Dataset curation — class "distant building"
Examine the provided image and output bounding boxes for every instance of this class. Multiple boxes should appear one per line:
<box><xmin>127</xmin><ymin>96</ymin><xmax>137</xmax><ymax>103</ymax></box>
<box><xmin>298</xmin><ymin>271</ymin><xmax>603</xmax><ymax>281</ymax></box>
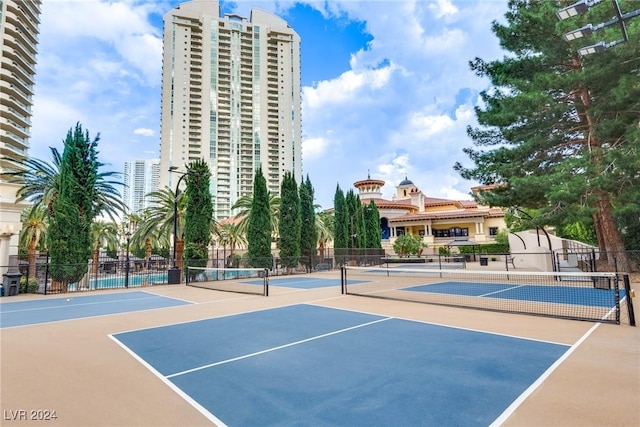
<box><xmin>0</xmin><ymin>0</ymin><xmax>42</xmax><ymax>268</ymax></box>
<box><xmin>353</xmin><ymin>175</ymin><xmax>506</xmax><ymax>252</ymax></box>
<box><xmin>159</xmin><ymin>0</ymin><xmax>302</xmax><ymax>220</ymax></box>
<box><xmin>123</xmin><ymin>160</ymin><xmax>160</xmax><ymax>214</ymax></box>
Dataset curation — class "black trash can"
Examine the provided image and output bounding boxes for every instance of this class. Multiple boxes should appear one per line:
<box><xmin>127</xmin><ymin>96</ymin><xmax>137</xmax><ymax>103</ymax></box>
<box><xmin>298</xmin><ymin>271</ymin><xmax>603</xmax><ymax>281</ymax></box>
<box><xmin>479</xmin><ymin>257</ymin><xmax>488</xmax><ymax>266</ymax></box>
<box><xmin>168</xmin><ymin>267</ymin><xmax>181</xmax><ymax>284</ymax></box>
<box><xmin>2</xmin><ymin>272</ymin><xmax>22</xmax><ymax>296</ymax></box>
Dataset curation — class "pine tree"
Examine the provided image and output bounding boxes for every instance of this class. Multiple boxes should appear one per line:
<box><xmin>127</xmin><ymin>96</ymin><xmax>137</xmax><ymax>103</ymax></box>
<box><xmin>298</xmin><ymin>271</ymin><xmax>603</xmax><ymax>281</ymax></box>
<box><xmin>184</xmin><ymin>159</ymin><xmax>213</xmax><ymax>275</ymax></box>
<box><xmin>455</xmin><ymin>0</ymin><xmax>639</xmax><ymax>271</ymax></box>
<box><xmin>299</xmin><ymin>175</ymin><xmax>317</xmax><ymax>267</ymax></box>
<box><xmin>247</xmin><ymin>166</ymin><xmax>272</xmax><ymax>269</ymax></box>
<box><xmin>278</xmin><ymin>172</ymin><xmax>301</xmax><ymax>270</ymax></box>
<box><xmin>48</xmin><ymin>124</ymin><xmax>99</xmax><ymax>290</ymax></box>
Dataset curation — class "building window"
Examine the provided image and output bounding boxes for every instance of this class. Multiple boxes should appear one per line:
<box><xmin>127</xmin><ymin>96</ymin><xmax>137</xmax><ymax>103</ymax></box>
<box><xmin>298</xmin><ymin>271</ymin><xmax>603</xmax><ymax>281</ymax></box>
<box><xmin>433</xmin><ymin>228</ymin><xmax>468</xmax><ymax>238</ymax></box>
<box><xmin>489</xmin><ymin>227</ymin><xmax>499</xmax><ymax>236</ymax></box>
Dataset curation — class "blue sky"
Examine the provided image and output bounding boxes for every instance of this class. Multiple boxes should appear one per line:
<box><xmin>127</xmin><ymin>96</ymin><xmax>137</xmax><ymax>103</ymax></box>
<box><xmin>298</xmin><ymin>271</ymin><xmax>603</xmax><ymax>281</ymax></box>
<box><xmin>29</xmin><ymin>0</ymin><xmax>509</xmax><ymax>210</ymax></box>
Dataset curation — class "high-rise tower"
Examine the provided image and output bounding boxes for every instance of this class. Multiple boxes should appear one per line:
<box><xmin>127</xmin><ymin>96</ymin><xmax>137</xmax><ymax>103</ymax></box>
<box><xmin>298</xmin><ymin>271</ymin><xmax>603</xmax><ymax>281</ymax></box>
<box><xmin>123</xmin><ymin>159</ymin><xmax>160</xmax><ymax>214</ymax></box>
<box><xmin>159</xmin><ymin>0</ymin><xmax>302</xmax><ymax>220</ymax></box>
<box><xmin>0</xmin><ymin>0</ymin><xmax>42</xmax><ymax>265</ymax></box>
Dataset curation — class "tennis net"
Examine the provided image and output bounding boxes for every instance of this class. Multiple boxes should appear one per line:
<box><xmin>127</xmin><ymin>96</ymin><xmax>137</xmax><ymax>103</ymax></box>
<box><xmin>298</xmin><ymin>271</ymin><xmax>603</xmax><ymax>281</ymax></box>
<box><xmin>186</xmin><ymin>267</ymin><xmax>269</xmax><ymax>296</ymax></box>
<box><xmin>341</xmin><ymin>266</ymin><xmax>625</xmax><ymax>323</ymax></box>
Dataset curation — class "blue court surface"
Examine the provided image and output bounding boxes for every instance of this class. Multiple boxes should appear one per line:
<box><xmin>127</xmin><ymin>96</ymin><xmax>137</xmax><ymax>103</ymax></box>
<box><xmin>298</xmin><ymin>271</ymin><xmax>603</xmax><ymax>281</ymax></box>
<box><xmin>403</xmin><ymin>281</ymin><xmax>623</xmax><ymax>307</ymax></box>
<box><xmin>0</xmin><ymin>291</ymin><xmax>191</xmax><ymax>328</ymax></box>
<box><xmin>246</xmin><ymin>276</ymin><xmax>364</xmax><ymax>289</ymax></box>
<box><xmin>112</xmin><ymin>304</ymin><xmax>570</xmax><ymax>426</ymax></box>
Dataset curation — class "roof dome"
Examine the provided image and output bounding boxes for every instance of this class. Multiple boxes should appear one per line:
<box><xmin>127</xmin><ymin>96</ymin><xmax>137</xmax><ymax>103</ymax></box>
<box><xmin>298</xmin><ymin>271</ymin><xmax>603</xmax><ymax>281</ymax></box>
<box><xmin>399</xmin><ymin>176</ymin><xmax>414</xmax><ymax>186</ymax></box>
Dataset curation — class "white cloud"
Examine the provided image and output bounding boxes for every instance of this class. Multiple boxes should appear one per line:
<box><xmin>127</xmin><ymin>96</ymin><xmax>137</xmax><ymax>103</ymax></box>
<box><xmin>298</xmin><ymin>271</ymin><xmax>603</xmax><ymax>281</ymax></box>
<box><xmin>429</xmin><ymin>0</ymin><xmax>459</xmax><ymax>19</ymax></box>
<box><xmin>134</xmin><ymin>128</ymin><xmax>155</xmax><ymax>137</ymax></box>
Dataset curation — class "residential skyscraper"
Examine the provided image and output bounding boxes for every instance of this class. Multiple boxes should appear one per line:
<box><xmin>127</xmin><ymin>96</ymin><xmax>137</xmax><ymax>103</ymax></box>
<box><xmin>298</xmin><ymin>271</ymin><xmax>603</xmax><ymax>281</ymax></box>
<box><xmin>0</xmin><ymin>0</ymin><xmax>42</xmax><ymax>266</ymax></box>
<box><xmin>123</xmin><ymin>159</ymin><xmax>161</xmax><ymax>215</ymax></box>
<box><xmin>159</xmin><ymin>0</ymin><xmax>302</xmax><ymax>220</ymax></box>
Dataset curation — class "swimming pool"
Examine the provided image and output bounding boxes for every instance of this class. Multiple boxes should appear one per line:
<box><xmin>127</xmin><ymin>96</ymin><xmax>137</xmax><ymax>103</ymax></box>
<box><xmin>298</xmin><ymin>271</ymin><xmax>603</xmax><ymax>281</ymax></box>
<box><xmin>67</xmin><ymin>272</ymin><xmax>169</xmax><ymax>292</ymax></box>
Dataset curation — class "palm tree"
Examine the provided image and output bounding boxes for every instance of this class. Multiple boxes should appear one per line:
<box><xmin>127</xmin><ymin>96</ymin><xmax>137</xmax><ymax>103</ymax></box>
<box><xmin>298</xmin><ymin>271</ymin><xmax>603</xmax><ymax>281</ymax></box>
<box><xmin>231</xmin><ymin>192</ymin><xmax>281</xmax><ymax>240</ymax></box>
<box><xmin>19</xmin><ymin>205</ymin><xmax>48</xmax><ymax>280</ymax></box>
<box><xmin>130</xmin><ymin>210</ymin><xmax>170</xmax><ymax>267</ymax></box>
<box><xmin>90</xmin><ymin>221</ymin><xmax>119</xmax><ymax>274</ymax></box>
<box><xmin>1</xmin><ymin>146</ymin><xmax>127</xmax><ymax>221</ymax></box>
<box><xmin>144</xmin><ymin>186</ymin><xmax>187</xmax><ymax>268</ymax></box>
<box><xmin>215</xmin><ymin>222</ymin><xmax>246</xmax><ymax>266</ymax></box>
<box><xmin>316</xmin><ymin>209</ymin><xmax>334</xmax><ymax>262</ymax></box>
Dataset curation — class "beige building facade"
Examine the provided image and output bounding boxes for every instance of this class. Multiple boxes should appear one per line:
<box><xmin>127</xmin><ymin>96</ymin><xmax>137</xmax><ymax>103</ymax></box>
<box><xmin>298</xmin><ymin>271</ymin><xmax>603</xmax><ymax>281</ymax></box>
<box><xmin>159</xmin><ymin>0</ymin><xmax>302</xmax><ymax>221</ymax></box>
<box><xmin>354</xmin><ymin>176</ymin><xmax>506</xmax><ymax>253</ymax></box>
<box><xmin>0</xmin><ymin>0</ymin><xmax>42</xmax><ymax>270</ymax></box>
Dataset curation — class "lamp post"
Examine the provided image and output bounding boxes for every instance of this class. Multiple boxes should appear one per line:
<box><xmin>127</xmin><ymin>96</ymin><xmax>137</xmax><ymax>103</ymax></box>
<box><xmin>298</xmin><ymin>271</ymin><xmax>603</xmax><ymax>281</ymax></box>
<box><xmin>557</xmin><ymin>0</ymin><xmax>640</xmax><ymax>56</ymax></box>
<box><xmin>124</xmin><ymin>230</ymin><xmax>131</xmax><ymax>288</ymax></box>
<box><xmin>167</xmin><ymin>166</ymin><xmax>194</xmax><ymax>284</ymax></box>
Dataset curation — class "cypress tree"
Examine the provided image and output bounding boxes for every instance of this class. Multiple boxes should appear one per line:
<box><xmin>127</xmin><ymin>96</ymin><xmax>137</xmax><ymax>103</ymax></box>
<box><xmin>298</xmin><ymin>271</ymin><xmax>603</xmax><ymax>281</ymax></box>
<box><xmin>278</xmin><ymin>172</ymin><xmax>301</xmax><ymax>270</ymax></box>
<box><xmin>299</xmin><ymin>175</ymin><xmax>317</xmax><ymax>267</ymax></box>
<box><xmin>365</xmin><ymin>200</ymin><xmax>382</xmax><ymax>249</ymax></box>
<box><xmin>48</xmin><ymin>124</ymin><xmax>99</xmax><ymax>290</ymax></box>
<box><xmin>333</xmin><ymin>185</ymin><xmax>348</xmax><ymax>250</ymax></box>
<box><xmin>247</xmin><ymin>166</ymin><xmax>272</xmax><ymax>269</ymax></box>
<box><xmin>184</xmin><ymin>159</ymin><xmax>213</xmax><ymax>275</ymax></box>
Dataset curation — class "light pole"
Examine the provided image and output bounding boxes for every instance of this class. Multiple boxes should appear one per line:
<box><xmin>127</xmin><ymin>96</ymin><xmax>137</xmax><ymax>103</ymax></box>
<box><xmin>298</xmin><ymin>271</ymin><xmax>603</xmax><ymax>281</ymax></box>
<box><xmin>124</xmin><ymin>230</ymin><xmax>131</xmax><ymax>288</ymax></box>
<box><xmin>557</xmin><ymin>0</ymin><xmax>640</xmax><ymax>56</ymax></box>
<box><xmin>168</xmin><ymin>166</ymin><xmax>194</xmax><ymax>284</ymax></box>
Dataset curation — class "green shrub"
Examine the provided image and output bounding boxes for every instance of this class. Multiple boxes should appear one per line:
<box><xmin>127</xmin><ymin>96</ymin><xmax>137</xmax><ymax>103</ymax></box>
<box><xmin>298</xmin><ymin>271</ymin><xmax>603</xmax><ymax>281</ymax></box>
<box><xmin>393</xmin><ymin>234</ymin><xmax>424</xmax><ymax>256</ymax></box>
<box><xmin>19</xmin><ymin>277</ymin><xmax>39</xmax><ymax>294</ymax></box>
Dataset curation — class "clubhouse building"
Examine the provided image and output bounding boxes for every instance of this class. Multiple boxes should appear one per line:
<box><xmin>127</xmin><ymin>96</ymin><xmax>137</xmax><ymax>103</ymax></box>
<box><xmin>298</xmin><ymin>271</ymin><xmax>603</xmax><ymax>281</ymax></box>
<box><xmin>353</xmin><ymin>176</ymin><xmax>506</xmax><ymax>253</ymax></box>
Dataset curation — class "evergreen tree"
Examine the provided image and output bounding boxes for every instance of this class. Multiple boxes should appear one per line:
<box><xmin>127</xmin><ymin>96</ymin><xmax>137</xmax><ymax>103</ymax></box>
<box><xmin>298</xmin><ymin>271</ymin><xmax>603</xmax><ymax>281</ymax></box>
<box><xmin>48</xmin><ymin>124</ymin><xmax>99</xmax><ymax>290</ymax></box>
<box><xmin>345</xmin><ymin>190</ymin><xmax>365</xmax><ymax>249</ymax></box>
<box><xmin>247</xmin><ymin>166</ymin><xmax>272</xmax><ymax>268</ymax></box>
<box><xmin>278</xmin><ymin>172</ymin><xmax>301</xmax><ymax>270</ymax></box>
<box><xmin>184</xmin><ymin>159</ymin><xmax>213</xmax><ymax>275</ymax></box>
<box><xmin>333</xmin><ymin>185</ymin><xmax>348</xmax><ymax>250</ymax></box>
<box><xmin>299</xmin><ymin>175</ymin><xmax>317</xmax><ymax>266</ymax></box>
<box><xmin>455</xmin><ymin>0</ymin><xmax>639</xmax><ymax>271</ymax></box>
<box><xmin>365</xmin><ymin>200</ymin><xmax>382</xmax><ymax>249</ymax></box>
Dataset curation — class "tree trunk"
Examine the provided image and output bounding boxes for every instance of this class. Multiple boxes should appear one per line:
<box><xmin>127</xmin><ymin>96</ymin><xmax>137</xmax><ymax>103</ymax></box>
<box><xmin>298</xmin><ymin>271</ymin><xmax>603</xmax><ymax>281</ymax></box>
<box><xmin>92</xmin><ymin>247</ymin><xmax>99</xmax><ymax>275</ymax></box>
<box><xmin>176</xmin><ymin>239</ymin><xmax>185</xmax><ymax>271</ymax></box>
<box><xmin>595</xmin><ymin>191</ymin><xmax>630</xmax><ymax>272</ymax></box>
<box><xmin>145</xmin><ymin>238</ymin><xmax>152</xmax><ymax>270</ymax></box>
<box><xmin>27</xmin><ymin>239</ymin><xmax>37</xmax><ymax>280</ymax></box>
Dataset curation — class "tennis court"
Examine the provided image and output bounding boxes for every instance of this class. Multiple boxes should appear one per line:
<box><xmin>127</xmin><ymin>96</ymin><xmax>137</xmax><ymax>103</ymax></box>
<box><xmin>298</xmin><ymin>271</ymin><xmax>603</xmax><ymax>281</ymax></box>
<box><xmin>0</xmin><ymin>268</ymin><xmax>637</xmax><ymax>427</ymax></box>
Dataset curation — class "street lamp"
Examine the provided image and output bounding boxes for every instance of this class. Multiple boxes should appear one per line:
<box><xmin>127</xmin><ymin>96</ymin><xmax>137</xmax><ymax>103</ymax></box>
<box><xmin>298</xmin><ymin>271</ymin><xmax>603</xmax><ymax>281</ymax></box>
<box><xmin>558</xmin><ymin>0</ymin><xmax>640</xmax><ymax>56</ymax></box>
<box><xmin>556</xmin><ymin>0</ymin><xmax>594</xmax><ymax>20</ymax></box>
<box><xmin>167</xmin><ymin>166</ymin><xmax>196</xmax><ymax>284</ymax></box>
<box><xmin>124</xmin><ymin>230</ymin><xmax>131</xmax><ymax>288</ymax></box>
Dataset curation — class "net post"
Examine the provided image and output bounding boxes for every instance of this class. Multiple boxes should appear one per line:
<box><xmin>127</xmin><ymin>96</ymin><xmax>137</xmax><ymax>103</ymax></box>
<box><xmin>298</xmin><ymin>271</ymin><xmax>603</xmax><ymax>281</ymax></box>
<box><xmin>623</xmin><ymin>274</ymin><xmax>636</xmax><ymax>327</ymax></box>
<box><xmin>264</xmin><ymin>268</ymin><xmax>269</xmax><ymax>297</ymax></box>
<box><xmin>341</xmin><ymin>266</ymin><xmax>345</xmax><ymax>294</ymax></box>
<box><xmin>185</xmin><ymin>267</ymin><xmax>190</xmax><ymax>285</ymax></box>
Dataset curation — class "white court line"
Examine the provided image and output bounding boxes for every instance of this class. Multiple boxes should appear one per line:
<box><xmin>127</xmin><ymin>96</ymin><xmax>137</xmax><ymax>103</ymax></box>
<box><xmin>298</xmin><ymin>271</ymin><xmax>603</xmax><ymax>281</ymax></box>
<box><xmin>0</xmin><ymin>295</ymin><xmax>162</xmax><ymax>313</ymax></box>
<box><xmin>108</xmin><ymin>334</ymin><xmax>228</xmax><ymax>427</ymax></box>
<box><xmin>140</xmin><ymin>289</ymin><xmax>196</xmax><ymax>304</ymax></box>
<box><xmin>165</xmin><ymin>317</ymin><xmax>392</xmax><ymax>379</ymax></box>
<box><xmin>489</xmin><ymin>322</ymin><xmax>603</xmax><ymax>426</ymax></box>
<box><xmin>479</xmin><ymin>285</ymin><xmax>525</xmax><ymax>298</ymax></box>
